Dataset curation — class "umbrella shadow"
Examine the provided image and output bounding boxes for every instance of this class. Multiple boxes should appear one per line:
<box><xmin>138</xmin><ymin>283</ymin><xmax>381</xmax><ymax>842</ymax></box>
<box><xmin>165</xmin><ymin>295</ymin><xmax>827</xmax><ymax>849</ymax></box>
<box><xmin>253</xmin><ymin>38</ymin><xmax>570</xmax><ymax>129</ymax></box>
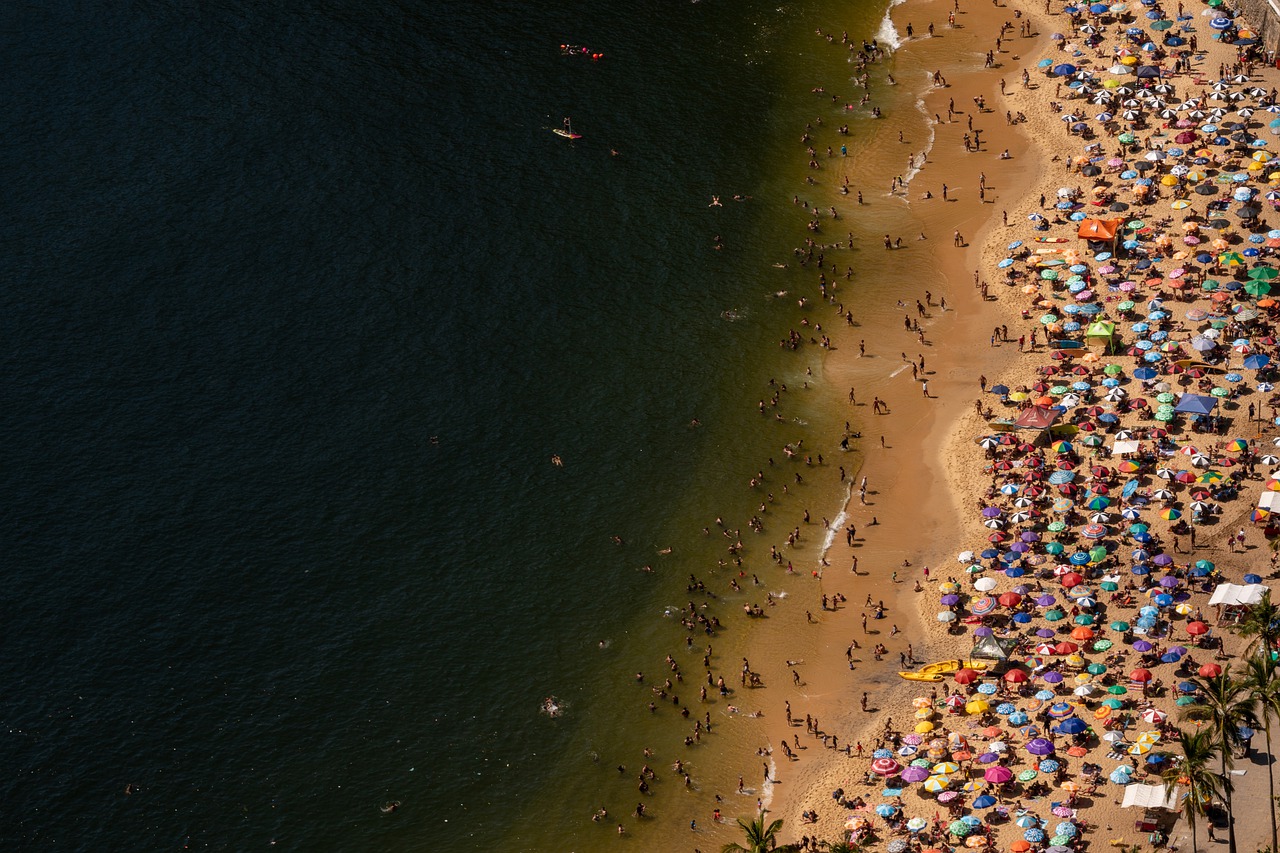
<box><xmin>1247</xmin><ymin>750</ymin><xmax>1274</xmax><ymax>768</ymax></box>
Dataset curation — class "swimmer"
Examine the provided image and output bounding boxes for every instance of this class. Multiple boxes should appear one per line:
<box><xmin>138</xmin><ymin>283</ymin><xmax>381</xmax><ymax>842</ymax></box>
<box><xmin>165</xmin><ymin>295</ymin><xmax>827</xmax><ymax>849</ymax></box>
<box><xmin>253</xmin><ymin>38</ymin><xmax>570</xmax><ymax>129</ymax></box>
<box><xmin>551</xmin><ymin>455</ymin><xmax>563</xmax><ymax>466</ymax></box>
<box><xmin>709</xmin><ymin>196</ymin><xmax>722</xmax><ymax>207</ymax></box>
<box><xmin>380</xmin><ymin>801</ymin><xmax>402</xmax><ymax>814</ymax></box>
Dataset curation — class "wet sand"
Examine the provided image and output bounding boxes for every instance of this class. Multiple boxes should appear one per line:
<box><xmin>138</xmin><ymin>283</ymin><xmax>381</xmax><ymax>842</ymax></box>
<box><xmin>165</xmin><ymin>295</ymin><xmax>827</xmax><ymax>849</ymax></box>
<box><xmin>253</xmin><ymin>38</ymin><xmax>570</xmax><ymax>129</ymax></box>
<box><xmin>761</xmin><ymin>0</ymin><xmax>1051</xmax><ymax>842</ymax></box>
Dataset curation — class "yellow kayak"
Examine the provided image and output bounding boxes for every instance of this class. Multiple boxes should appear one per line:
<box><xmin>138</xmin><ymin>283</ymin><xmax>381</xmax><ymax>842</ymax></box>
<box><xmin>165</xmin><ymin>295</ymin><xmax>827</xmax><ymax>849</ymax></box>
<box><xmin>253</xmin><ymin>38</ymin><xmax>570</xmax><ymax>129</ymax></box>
<box><xmin>898</xmin><ymin>660</ymin><xmax>989</xmax><ymax>682</ymax></box>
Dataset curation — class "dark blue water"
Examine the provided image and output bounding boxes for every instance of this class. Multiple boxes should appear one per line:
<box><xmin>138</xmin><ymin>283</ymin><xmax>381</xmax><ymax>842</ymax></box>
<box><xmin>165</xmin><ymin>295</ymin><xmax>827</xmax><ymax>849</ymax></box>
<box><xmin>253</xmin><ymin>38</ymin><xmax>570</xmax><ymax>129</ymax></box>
<box><xmin>0</xmin><ymin>1</ymin><xmax>895</xmax><ymax>849</ymax></box>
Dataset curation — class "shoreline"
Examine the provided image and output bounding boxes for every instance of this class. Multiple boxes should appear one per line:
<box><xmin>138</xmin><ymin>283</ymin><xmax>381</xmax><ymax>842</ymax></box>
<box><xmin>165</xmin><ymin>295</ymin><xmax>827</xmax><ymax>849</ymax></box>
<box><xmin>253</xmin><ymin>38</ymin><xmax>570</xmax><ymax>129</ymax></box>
<box><xmin>765</xmin><ymin>0</ymin><xmax>1054</xmax><ymax>840</ymax></box>
<box><xmin>763</xmin><ymin>0</ymin><xmax>1280</xmax><ymax>850</ymax></box>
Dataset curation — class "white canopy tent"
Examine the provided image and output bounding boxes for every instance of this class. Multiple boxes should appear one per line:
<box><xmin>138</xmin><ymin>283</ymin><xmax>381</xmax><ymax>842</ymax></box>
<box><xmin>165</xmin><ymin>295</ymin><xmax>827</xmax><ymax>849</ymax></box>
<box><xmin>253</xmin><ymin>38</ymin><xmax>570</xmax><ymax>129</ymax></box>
<box><xmin>1208</xmin><ymin>583</ymin><xmax>1270</xmax><ymax>607</ymax></box>
<box><xmin>1121</xmin><ymin>783</ymin><xmax>1180</xmax><ymax>811</ymax></box>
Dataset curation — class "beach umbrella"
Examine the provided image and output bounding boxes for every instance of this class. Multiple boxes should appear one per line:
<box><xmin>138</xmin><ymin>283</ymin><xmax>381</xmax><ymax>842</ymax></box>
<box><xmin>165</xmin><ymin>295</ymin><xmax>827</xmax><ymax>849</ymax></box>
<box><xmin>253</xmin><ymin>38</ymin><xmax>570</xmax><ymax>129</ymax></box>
<box><xmin>1025</xmin><ymin>829</ymin><xmax>1047</xmax><ymax>843</ymax></box>
<box><xmin>1057</xmin><ymin>717</ymin><xmax>1088</xmax><ymax>735</ymax></box>
<box><xmin>872</xmin><ymin>757</ymin><xmax>903</xmax><ymax>776</ymax></box>
<box><xmin>985</xmin><ymin>765</ymin><xmax>1013</xmax><ymax>784</ymax></box>
<box><xmin>1027</xmin><ymin>738</ymin><xmax>1055</xmax><ymax>756</ymax></box>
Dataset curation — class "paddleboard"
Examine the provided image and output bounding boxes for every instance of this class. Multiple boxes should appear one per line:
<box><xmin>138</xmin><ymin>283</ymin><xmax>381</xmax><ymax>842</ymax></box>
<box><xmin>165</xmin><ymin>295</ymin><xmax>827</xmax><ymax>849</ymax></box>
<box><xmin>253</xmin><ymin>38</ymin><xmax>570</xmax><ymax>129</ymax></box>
<box><xmin>553</xmin><ymin>129</ymin><xmax>582</xmax><ymax>139</ymax></box>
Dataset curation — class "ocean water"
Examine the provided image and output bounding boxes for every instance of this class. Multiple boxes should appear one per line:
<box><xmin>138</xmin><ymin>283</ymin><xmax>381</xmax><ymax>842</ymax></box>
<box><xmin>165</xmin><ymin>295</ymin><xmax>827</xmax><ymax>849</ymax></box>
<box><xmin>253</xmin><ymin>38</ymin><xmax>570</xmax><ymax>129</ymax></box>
<box><xmin>0</xmin><ymin>0</ymin><xmax>942</xmax><ymax>850</ymax></box>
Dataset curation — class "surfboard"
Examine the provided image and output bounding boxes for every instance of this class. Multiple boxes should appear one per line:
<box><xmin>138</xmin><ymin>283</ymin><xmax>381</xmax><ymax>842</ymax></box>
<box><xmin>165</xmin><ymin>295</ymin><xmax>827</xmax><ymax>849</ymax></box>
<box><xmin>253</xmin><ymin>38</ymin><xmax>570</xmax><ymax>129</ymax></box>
<box><xmin>1035</xmin><ymin>237</ymin><xmax>1069</xmax><ymax>243</ymax></box>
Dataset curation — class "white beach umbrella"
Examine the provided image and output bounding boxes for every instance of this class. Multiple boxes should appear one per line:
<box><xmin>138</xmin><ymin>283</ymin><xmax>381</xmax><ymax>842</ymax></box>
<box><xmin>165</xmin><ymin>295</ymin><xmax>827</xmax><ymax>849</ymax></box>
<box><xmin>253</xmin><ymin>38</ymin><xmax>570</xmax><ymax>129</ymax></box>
<box><xmin>1152</xmin><ymin>488</ymin><xmax>1175</xmax><ymax>500</ymax></box>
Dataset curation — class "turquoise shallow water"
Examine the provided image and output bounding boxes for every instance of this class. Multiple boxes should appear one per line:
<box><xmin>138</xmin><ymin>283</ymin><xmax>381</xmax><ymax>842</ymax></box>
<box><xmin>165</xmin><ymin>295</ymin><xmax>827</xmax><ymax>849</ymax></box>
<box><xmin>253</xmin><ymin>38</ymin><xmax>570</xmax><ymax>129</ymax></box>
<box><xmin>0</xmin><ymin>0</ymin><xmax>918</xmax><ymax>849</ymax></box>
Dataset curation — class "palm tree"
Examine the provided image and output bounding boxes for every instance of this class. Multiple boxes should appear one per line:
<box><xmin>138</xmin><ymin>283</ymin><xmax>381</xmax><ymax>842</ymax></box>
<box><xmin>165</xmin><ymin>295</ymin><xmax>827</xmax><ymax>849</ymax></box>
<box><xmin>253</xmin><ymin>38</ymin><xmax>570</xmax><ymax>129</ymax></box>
<box><xmin>1161</xmin><ymin>728</ymin><xmax>1225</xmax><ymax>853</ymax></box>
<box><xmin>721</xmin><ymin>812</ymin><xmax>783</xmax><ymax>853</ymax></box>
<box><xmin>1238</xmin><ymin>589</ymin><xmax>1280</xmax><ymax>658</ymax></box>
<box><xmin>1243</xmin><ymin>652</ymin><xmax>1280</xmax><ymax>853</ymax></box>
<box><xmin>1181</xmin><ymin>671</ymin><xmax>1258</xmax><ymax>853</ymax></box>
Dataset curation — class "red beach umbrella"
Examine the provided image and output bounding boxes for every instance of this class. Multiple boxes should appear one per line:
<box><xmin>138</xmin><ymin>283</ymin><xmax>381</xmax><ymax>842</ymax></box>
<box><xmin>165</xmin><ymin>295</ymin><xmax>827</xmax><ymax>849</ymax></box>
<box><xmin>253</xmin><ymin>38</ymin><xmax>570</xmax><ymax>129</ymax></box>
<box><xmin>955</xmin><ymin>668</ymin><xmax>980</xmax><ymax>684</ymax></box>
<box><xmin>1186</xmin><ymin>621</ymin><xmax>1209</xmax><ymax>636</ymax></box>
<box><xmin>1130</xmin><ymin>668</ymin><xmax>1153</xmax><ymax>683</ymax></box>
<box><xmin>1198</xmin><ymin>663</ymin><xmax>1222</xmax><ymax>677</ymax></box>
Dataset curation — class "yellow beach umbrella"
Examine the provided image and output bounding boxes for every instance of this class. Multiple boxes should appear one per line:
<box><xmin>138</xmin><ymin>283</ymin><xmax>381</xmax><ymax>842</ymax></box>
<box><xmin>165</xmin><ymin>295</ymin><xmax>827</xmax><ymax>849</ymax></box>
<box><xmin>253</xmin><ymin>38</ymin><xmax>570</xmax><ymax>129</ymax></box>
<box><xmin>914</xmin><ymin>697</ymin><xmax>933</xmax><ymax>709</ymax></box>
<box><xmin>916</xmin><ymin>720</ymin><xmax>936</xmax><ymax>733</ymax></box>
<box><xmin>966</xmin><ymin>699</ymin><xmax>990</xmax><ymax>715</ymax></box>
<box><xmin>1254</xmin><ymin>151</ymin><xmax>1273</xmax><ymax>163</ymax></box>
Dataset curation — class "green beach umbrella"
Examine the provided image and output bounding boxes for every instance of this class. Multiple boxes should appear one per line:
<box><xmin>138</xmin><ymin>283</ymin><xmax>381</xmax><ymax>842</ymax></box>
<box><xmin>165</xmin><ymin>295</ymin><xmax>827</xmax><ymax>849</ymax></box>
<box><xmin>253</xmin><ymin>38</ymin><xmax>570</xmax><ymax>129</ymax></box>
<box><xmin>1087</xmin><ymin>663</ymin><xmax>1108</xmax><ymax>674</ymax></box>
<box><xmin>1108</xmin><ymin>685</ymin><xmax>1128</xmax><ymax>695</ymax></box>
<box><xmin>1126</xmin><ymin>220</ymin><xmax>1146</xmax><ymax>230</ymax></box>
<box><xmin>1119</xmin><ymin>133</ymin><xmax>1136</xmax><ymax>144</ymax></box>
<box><xmin>1100</xmin><ymin>581</ymin><xmax>1119</xmax><ymax>592</ymax></box>
<box><xmin>1045</xmin><ymin>609</ymin><xmax>1066</xmax><ymax>622</ymax></box>
<box><xmin>1156</xmin><ymin>392</ymin><xmax>1175</xmax><ymax>403</ymax></box>
<box><xmin>1093</xmin><ymin>639</ymin><xmax>1113</xmax><ymax>651</ymax></box>
<box><xmin>1089</xmin><ymin>546</ymin><xmax>1108</xmax><ymax>562</ymax></box>
<box><xmin>1050</xmin><ymin>385</ymin><xmax>1070</xmax><ymax>395</ymax></box>
<box><xmin>1154</xmin><ymin>411</ymin><xmax>1175</xmax><ymax>422</ymax></box>
<box><xmin>950</xmin><ymin>820</ymin><xmax>973</xmax><ymax>837</ymax></box>
<box><xmin>1018</xmin><ymin>769</ymin><xmax>1038</xmax><ymax>782</ymax></box>
<box><xmin>1176</xmin><ymin>696</ymin><xmax>1198</xmax><ymax>706</ymax></box>
<box><xmin>1250</xmin><ymin>266</ymin><xmax>1279</xmax><ymax>281</ymax></box>
<box><xmin>1194</xmin><ymin>559</ymin><xmax>1215</xmax><ymax>571</ymax></box>
<box><xmin>1075</xmin><ymin>614</ymin><xmax>1095</xmax><ymax>626</ymax></box>
<box><xmin>1129</xmin><ymin>523</ymin><xmax>1149</xmax><ymax>534</ymax></box>
<box><xmin>1110</xmin><ymin>621</ymin><xmax>1130</xmax><ymax>632</ymax></box>
<box><xmin>1047</xmin><ymin>523</ymin><xmax>1067</xmax><ymax>534</ymax></box>
<box><xmin>1081</xmin><ymin>435</ymin><xmax>1105</xmax><ymax>447</ymax></box>
<box><xmin>1245</xmin><ymin>281</ymin><xmax>1272</xmax><ymax>297</ymax></box>
<box><xmin>1211</xmin><ymin>387</ymin><xmax>1229</xmax><ymax>397</ymax></box>
<box><xmin>1202</xmin><ymin>279</ymin><xmax>1220</xmax><ymax>291</ymax></box>
<box><xmin>1118</xmin><ymin>300</ymin><xmax>1136</xmax><ymax>311</ymax></box>
<box><xmin>1104</xmin><ymin>364</ymin><xmax>1124</xmax><ymax>376</ymax></box>
<box><xmin>1103</xmin><ymin>698</ymin><xmax>1125</xmax><ymax>709</ymax></box>
<box><xmin>1042</xmin><ymin>270</ymin><xmax>1060</xmax><ymax>281</ymax></box>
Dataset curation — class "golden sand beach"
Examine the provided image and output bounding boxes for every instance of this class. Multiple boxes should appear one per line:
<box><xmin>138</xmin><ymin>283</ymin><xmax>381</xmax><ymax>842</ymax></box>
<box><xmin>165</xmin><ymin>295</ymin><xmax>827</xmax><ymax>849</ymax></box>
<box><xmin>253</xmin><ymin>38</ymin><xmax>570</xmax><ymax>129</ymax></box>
<box><xmin>714</xmin><ymin>1</ymin><xmax>1280</xmax><ymax>852</ymax></box>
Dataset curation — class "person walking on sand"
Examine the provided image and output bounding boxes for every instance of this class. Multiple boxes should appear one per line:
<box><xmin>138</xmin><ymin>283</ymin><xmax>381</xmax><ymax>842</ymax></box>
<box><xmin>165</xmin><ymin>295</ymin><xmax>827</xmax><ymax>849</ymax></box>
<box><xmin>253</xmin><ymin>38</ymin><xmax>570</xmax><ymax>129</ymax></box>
<box><xmin>953</xmin><ymin>230</ymin><xmax>963</xmax><ymax>247</ymax></box>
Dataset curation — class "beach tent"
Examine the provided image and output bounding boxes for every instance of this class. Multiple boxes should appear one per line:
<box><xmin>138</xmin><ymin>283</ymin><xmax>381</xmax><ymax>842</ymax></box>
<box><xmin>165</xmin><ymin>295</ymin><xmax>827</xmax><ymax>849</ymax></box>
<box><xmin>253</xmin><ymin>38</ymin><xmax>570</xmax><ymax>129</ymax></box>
<box><xmin>1260</xmin><ymin>491</ymin><xmax>1280</xmax><ymax>511</ymax></box>
<box><xmin>1077</xmin><ymin>218</ymin><xmax>1123</xmax><ymax>244</ymax></box>
<box><xmin>1121</xmin><ymin>784</ymin><xmax>1180</xmax><ymax>810</ymax></box>
<box><xmin>1174</xmin><ymin>394</ymin><xmax>1218</xmax><ymax>415</ymax></box>
<box><xmin>1207</xmin><ymin>583</ymin><xmax>1270</xmax><ymax>607</ymax></box>
<box><xmin>970</xmin><ymin>635</ymin><xmax>1019</xmax><ymax>661</ymax></box>
<box><xmin>1085</xmin><ymin>320</ymin><xmax>1117</xmax><ymax>354</ymax></box>
<box><xmin>1014</xmin><ymin>406</ymin><xmax>1062</xmax><ymax>431</ymax></box>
